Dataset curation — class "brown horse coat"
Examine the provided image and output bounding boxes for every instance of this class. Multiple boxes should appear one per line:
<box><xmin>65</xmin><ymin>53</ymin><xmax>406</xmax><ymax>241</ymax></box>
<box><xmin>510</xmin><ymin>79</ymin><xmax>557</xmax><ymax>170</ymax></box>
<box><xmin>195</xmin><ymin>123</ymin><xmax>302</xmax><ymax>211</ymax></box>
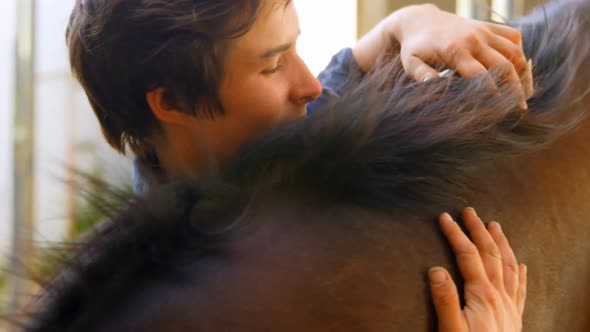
<box><xmin>23</xmin><ymin>0</ymin><xmax>590</xmax><ymax>331</ymax></box>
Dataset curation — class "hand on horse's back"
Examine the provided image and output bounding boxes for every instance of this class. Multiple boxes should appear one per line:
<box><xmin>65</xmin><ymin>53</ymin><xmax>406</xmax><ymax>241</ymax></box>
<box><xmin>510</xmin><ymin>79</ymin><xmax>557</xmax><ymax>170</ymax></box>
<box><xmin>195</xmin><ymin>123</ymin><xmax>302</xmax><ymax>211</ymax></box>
<box><xmin>430</xmin><ymin>208</ymin><xmax>527</xmax><ymax>332</ymax></box>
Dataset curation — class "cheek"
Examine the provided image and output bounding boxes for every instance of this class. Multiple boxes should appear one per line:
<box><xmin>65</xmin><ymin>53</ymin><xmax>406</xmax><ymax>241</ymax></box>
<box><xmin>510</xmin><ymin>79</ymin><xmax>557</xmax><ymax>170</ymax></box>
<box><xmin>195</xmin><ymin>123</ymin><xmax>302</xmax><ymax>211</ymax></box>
<box><xmin>222</xmin><ymin>79</ymin><xmax>289</xmax><ymax>127</ymax></box>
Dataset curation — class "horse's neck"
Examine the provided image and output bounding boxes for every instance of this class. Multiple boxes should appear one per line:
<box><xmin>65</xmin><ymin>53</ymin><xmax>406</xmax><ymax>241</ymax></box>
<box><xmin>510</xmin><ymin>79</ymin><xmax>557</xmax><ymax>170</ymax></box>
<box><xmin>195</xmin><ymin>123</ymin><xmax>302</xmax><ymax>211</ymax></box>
<box><xmin>472</xmin><ymin>115</ymin><xmax>590</xmax><ymax>218</ymax></box>
<box><xmin>467</xmin><ymin>110</ymin><xmax>590</xmax><ymax>331</ymax></box>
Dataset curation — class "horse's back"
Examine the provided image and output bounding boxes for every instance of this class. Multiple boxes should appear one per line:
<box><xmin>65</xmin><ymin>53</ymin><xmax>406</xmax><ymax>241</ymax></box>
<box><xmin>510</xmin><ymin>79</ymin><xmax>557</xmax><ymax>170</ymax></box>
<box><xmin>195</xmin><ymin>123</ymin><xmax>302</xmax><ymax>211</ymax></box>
<box><xmin>467</xmin><ymin>121</ymin><xmax>590</xmax><ymax>331</ymax></box>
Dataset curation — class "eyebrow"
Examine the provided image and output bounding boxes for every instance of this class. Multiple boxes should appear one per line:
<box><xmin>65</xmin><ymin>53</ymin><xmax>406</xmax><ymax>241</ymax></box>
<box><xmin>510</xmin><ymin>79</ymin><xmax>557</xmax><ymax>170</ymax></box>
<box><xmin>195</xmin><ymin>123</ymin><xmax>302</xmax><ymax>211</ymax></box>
<box><xmin>259</xmin><ymin>30</ymin><xmax>302</xmax><ymax>59</ymax></box>
<box><xmin>260</xmin><ymin>43</ymin><xmax>292</xmax><ymax>59</ymax></box>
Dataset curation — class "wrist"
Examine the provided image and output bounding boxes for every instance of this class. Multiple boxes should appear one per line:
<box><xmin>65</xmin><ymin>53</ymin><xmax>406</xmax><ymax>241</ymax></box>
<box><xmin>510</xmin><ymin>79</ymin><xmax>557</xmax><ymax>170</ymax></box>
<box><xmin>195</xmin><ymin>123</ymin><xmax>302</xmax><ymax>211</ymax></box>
<box><xmin>386</xmin><ymin>3</ymin><xmax>439</xmax><ymax>43</ymax></box>
<box><xmin>352</xmin><ymin>19</ymin><xmax>389</xmax><ymax>73</ymax></box>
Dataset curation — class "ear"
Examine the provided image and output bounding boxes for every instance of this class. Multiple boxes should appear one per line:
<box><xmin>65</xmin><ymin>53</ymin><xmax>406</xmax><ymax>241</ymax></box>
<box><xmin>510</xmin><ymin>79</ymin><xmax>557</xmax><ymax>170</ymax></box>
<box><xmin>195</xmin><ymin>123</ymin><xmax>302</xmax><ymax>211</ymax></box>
<box><xmin>146</xmin><ymin>87</ymin><xmax>194</xmax><ymax>126</ymax></box>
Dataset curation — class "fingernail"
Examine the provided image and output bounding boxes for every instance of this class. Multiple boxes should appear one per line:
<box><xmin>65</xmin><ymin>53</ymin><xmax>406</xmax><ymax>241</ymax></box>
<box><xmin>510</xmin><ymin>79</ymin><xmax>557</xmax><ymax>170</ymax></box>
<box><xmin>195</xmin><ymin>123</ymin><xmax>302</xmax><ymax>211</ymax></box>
<box><xmin>466</xmin><ymin>207</ymin><xmax>477</xmax><ymax>216</ymax></box>
<box><xmin>520</xmin><ymin>101</ymin><xmax>528</xmax><ymax>111</ymax></box>
<box><xmin>438</xmin><ymin>69</ymin><xmax>453</xmax><ymax>78</ymax></box>
<box><xmin>423</xmin><ymin>76</ymin><xmax>433</xmax><ymax>82</ymax></box>
<box><xmin>429</xmin><ymin>268</ymin><xmax>447</xmax><ymax>286</ymax></box>
<box><xmin>494</xmin><ymin>222</ymin><xmax>502</xmax><ymax>232</ymax></box>
<box><xmin>440</xmin><ymin>212</ymin><xmax>453</xmax><ymax>222</ymax></box>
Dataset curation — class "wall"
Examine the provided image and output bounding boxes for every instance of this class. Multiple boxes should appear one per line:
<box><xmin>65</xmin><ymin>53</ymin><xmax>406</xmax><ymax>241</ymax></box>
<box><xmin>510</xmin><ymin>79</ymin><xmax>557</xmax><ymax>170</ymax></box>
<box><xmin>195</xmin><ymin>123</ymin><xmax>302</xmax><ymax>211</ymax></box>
<box><xmin>0</xmin><ymin>0</ymin><xmax>131</xmax><ymax>255</ymax></box>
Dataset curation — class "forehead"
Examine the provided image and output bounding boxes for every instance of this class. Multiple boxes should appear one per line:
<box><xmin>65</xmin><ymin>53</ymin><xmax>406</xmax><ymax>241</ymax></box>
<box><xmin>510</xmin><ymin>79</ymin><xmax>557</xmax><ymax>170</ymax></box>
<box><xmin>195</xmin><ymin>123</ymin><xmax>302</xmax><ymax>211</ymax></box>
<box><xmin>228</xmin><ymin>0</ymin><xmax>299</xmax><ymax>61</ymax></box>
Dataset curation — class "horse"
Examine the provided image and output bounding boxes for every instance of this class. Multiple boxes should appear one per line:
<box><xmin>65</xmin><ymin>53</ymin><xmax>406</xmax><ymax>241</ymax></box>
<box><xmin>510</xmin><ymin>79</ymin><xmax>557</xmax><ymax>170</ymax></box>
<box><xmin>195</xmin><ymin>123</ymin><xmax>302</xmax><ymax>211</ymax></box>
<box><xmin>19</xmin><ymin>0</ymin><xmax>590</xmax><ymax>331</ymax></box>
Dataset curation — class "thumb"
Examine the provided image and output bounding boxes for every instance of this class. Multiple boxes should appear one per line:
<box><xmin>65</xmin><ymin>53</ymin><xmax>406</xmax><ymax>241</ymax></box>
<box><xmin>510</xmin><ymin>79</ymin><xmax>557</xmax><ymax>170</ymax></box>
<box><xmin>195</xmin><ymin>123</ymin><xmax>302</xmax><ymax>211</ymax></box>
<box><xmin>429</xmin><ymin>267</ymin><xmax>465</xmax><ymax>332</ymax></box>
<box><xmin>403</xmin><ymin>55</ymin><xmax>440</xmax><ymax>82</ymax></box>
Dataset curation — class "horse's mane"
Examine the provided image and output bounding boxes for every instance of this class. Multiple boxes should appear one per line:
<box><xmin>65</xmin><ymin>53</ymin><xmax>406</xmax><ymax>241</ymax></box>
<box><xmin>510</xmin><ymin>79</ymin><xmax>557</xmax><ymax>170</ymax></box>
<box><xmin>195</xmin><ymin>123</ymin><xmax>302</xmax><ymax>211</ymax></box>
<box><xmin>20</xmin><ymin>1</ymin><xmax>590</xmax><ymax>331</ymax></box>
<box><xmin>225</xmin><ymin>0</ymin><xmax>590</xmax><ymax>212</ymax></box>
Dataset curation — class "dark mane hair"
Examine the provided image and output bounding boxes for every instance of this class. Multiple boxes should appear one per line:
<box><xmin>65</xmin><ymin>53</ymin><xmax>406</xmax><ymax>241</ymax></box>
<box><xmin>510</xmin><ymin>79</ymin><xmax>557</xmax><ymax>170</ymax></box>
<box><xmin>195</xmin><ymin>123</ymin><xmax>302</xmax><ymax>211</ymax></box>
<box><xmin>21</xmin><ymin>1</ymin><xmax>590</xmax><ymax>331</ymax></box>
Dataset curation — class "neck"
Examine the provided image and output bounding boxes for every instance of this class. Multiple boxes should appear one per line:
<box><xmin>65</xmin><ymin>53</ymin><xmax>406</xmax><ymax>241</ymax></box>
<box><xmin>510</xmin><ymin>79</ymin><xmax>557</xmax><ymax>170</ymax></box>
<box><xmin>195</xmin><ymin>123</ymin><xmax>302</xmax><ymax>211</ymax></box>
<box><xmin>153</xmin><ymin>126</ymin><xmax>221</xmax><ymax>182</ymax></box>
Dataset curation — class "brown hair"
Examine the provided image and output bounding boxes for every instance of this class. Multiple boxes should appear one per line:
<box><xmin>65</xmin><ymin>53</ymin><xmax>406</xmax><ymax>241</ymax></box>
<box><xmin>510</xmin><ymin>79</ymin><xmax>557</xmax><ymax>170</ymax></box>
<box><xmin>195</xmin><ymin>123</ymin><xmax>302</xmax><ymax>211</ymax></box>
<box><xmin>65</xmin><ymin>0</ymin><xmax>266</xmax><ymax>159</ymax></box>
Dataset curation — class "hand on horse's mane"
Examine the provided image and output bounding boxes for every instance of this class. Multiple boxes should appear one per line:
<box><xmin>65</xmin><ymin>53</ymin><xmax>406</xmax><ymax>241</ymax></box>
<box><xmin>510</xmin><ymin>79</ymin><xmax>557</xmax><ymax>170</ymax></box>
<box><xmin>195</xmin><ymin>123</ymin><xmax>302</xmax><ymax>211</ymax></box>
<box><xmin>430</xmin><ymin>208</ymin><xmax>526</xmax><ymax>332</ymax></box>
<box><xmin>354</xmin><ymin>3</ymin><xmax>534</xmax><ymax>110</ymax></box>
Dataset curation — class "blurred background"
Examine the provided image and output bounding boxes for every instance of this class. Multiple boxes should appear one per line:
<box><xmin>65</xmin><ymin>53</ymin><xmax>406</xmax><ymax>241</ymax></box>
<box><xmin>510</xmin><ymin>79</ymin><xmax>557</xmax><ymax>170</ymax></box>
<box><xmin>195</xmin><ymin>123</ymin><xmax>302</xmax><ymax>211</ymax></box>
<box><xmin>0</xmin><ymin>0</ymin><xmax>547</xmax><ymax>329</ymax></box>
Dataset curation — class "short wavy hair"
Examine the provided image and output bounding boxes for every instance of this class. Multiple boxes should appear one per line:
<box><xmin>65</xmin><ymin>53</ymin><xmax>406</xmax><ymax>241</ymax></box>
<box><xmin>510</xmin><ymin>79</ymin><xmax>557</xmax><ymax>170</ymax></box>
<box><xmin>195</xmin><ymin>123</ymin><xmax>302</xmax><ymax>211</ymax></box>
<box><xmin>66</xmin><ymin>0</ymin><xmax>286</xmax><ymax>159</ymax></box>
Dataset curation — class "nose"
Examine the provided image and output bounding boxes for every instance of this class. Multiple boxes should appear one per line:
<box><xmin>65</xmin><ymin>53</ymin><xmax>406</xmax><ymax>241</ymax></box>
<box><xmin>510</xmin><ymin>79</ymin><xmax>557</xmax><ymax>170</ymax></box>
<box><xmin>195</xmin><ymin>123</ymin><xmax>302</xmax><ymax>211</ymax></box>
<box><xmin>289</xmin><ymin>56</ymin><xmax>323</xmax><ymax>105</ymax></box>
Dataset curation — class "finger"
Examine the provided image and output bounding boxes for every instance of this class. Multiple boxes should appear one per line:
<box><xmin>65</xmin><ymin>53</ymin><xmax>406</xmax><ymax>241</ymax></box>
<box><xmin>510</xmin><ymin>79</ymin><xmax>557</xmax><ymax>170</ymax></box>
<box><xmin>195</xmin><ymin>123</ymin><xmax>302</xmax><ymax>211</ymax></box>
<box><xmin>462</xmin><ymin>208</ymin><xmax>504</xmax><ymax>289</ymax></box>
<box><xmin>475</xmin><ymin>47</ymin><xmax>527</xmax><ymax>110</ymax></box>
<box><xmin>443</xmin><ymin>48</ymin><xmax>498</xmax><ymax>93</ymax></box>
<box><xmin>428</xmin><ymin>267</ymin><xmax>466</xmax><ymax>332</ymax></box>
<box><xmin>483</xmin><ymin>22</ymin><xmax>523</xmax><ymax>46</ymax></box>
<box><xmin>403</xmin><ymin>55</ymin><xmax>441</xmax><ymax>82</ymax></box>
<box><xmin>439</xmin><ymin>212</ymin><xmax>488</xmax><ymax>283</ymax></box>
<box><xmin>443</xmin><ymin>49</ymin><xmax>498</xmax><ymax>92</ymax></box>
<box><xmin>485</xmin><ymin>25</ymin><xmax>534</xmax><ymax>103</ymax></box>
<box><xmin>487</xmin><ymin>34</ymin><xmax>527</xmax><ymax>76</ymax></box>
<box><xmin>446</xmin><ymin>47</ymin><xmax>488</xmax><ymax>79</ymax></box>
<box><xmin>486</xmin><ymin>34</ymin><xmax>535</xmax><ymax>101</ymax></box>
<box><xmin>517</xmin><ymin>263</ymin><xmax>527</xmax><ymax>316</ymax></box>
<box><xmin>522</xmin><ymin>59</ymin><xmax>534</xmax><ymax>99</ymax></box>
<box><xmin>488</xmin><ymin>221</ymin><xmax>520</xmax><ymax>298</ymax></box>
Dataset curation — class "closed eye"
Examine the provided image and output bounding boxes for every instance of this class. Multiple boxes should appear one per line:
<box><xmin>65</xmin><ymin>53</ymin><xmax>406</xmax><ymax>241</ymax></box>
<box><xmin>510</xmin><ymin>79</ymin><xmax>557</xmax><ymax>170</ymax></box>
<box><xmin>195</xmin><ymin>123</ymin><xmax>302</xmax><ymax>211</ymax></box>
<box><xmin>262</xmin><ymin>57</ymin><xmax>284</xmax><ymax>75</ymax></box>
<box><xmin>262</xmin><ymin>63</ymin><xmax>282</xmax><ymax>75</ymax></box>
